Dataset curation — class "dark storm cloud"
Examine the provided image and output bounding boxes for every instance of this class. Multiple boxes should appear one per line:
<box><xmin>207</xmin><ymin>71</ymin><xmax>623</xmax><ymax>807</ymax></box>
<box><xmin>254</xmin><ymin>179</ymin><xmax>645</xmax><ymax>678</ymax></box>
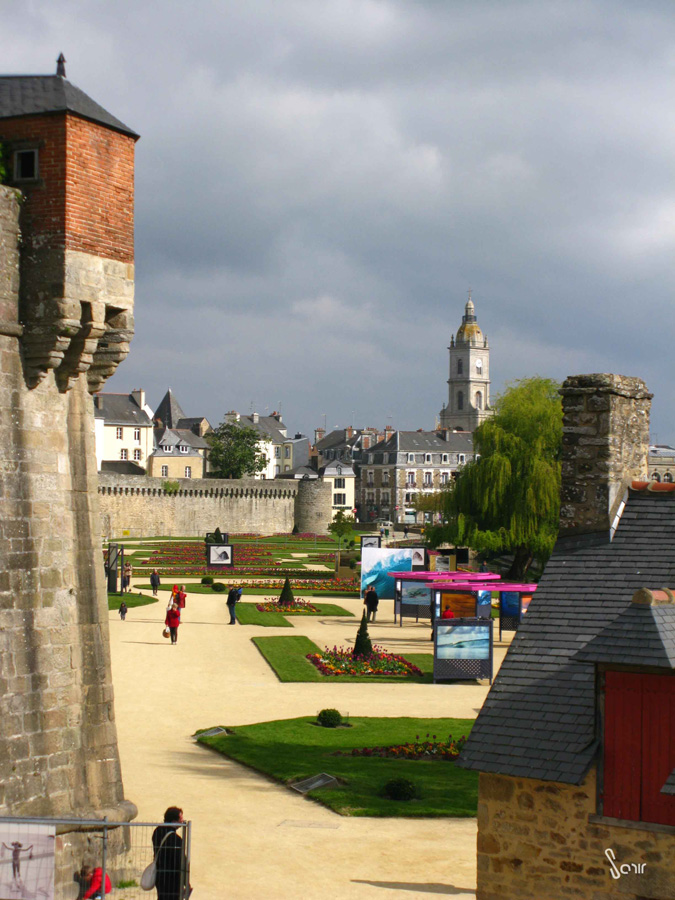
<box><xmin>3</xmin><ymin>0</ymin><xmax>674</xmax><ymax>439</ymax></box>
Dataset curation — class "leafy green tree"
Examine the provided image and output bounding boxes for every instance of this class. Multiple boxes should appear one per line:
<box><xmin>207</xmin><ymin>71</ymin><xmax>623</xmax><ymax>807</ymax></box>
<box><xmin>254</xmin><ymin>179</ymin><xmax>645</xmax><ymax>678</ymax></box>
<box><xmin>428</xmin><ymin>377</ymin><xmax>563</xmax><ymax>579</ymax></box>
<box><xmin>206</xmin><ymin>421</ymin><xmax>268</xmax><ymax>479</ymax></box>
<box><xmin>328</xmin><ymin>510</ymin><xmax>355</xmax><ymax>543</ymax></box>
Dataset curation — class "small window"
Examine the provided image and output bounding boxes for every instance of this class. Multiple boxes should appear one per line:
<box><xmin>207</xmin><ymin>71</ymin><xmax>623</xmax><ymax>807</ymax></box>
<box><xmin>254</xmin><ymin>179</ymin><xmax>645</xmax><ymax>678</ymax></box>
<box><xmin>457</xmin><ymin>359</ymin><xmax>463</xmax><ymax>375</ymax></box>
<box><xmin>652</xmin><ymin>472</ymin><xmax>662</xmax><ymax>482</ymax></box>
<box><xmin>424</xmin><ymin>473</ymin><xmax>432</xmax><ymax>486</ymax></box>
<box><xmin>184</xmin><ymin>466</ymin><xmax>192</xmax><ymax>478</ymax></box>
<box><xmin>284</xmin><ymin>465</ymin><xmax>290</xmax><ymax>471</ymax></box>
<box><xmin>161</xmin><ymin>465</ymin><xmax>168</xmax><ymax>477</ymax></box>
<box><xmin>382</xmin><ymin>472</ymin><xmax>389</xmax><ymax>485</ymax></box>
<box><xmin>457</xmin><ymin>391</ymin><xmax>464</xmax><ymax>411</ymax></box>
<box><xmin>334</xmin><ymin>477</ymin><xmax>345</xmax><ymax>489</ymax></box>
<box><xmin>475</xmin><ymin>391</ymin><xmax>483</xmax><ymax>410</ymax></box>
<box><xmin>383</xmin><ymin>453</ymin><xmax>388</xmax><ymax>464</ymax></box>
<box><xmin>406</xmin><ymin>471</ymin><xmax>415</xmax><ymax>486</ymax></box>
<box><xmin>407</xmin><ymin>453</ymin><xmax>415</xmax><ymax>463</ymax></box>
<box><xmin>333</xmin><ymin>493</ymin><xmax>346</xmax><ymax>506</ymax></box>
<box><xmin>14</xmin><ymin>149</ymin><xmax>38</xmax><ymax>181</ymax></box>
<box><xmin>441</xmin><ymin>472</ymin><xmax>449</xmax><ymax>485</ymax></box>
<box><xmin>120</xmin><ymin>449</ymin><xmax>128</xmax><ymax>460</ymax></box>
<box><xmin>368</xmin><ymin>454</ymin><xmax>374</xmax><ymax>463</ymax></box>
<box><xmin>284</xmin><ymin>447</ymin><xmax>290</xmax><ymax>458</ymax></box>
<box><xmin>163</xmin><ymin>445</ymin><xmax>171</xmax><ymax>453</ymax></box>
<box><xmin>134</xmin><ymin>428</ymin><xmax>141</xmax><ymax>442</ymax></box>
<box><xmin>275</xmin><ymin>464</ymin><xmax>280</xmax><ymax>475</ymax></box>
<box><xmin>275</xmin><ymin>447</ymin><xmax>281</xmax><ymax>458</ymax></box>
<box><xmin>381</xmin><ymin>492</ymin><xmax>389</xmax><ymax>503</ymax></box>
<box><xmin>425</xmin><ymin>454</ymin><xmax>432</xmax><ymax>463</ymax></box>
<box><xmin>664</xmin><ymin>473</ymin><xmax>673</xmax><ymax>483</ymax></box>
<box><xmin>442</xmin><ymin>454</ymin><xmax>449</xmax><ymax>463</ymax></box>
<box><xmin>133</xmin><ymin>449</ymin><xmax>141</xmax><ymax>461</ymax></box>
<box><xmin>116</xmin><ymin>427</ymin><xmax>123</xmax><ymax>440</ymax></box>
<box><xmin>179</xmin><ymin>445</ymin><xmax>188</xmax><ymax>454</ymax></box>
<box><xmin>458</xmin><ymin>454</ymin><xmax>466</xmax><ymax>464</ymax></box>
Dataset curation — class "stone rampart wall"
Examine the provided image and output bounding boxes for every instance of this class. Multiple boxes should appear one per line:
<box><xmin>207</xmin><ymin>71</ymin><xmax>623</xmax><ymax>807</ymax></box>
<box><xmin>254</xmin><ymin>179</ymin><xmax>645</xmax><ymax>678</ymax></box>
<box><xmin>477</xmin><ymin>770</ymin><xmax>675</xmax><ymax>899</ymax></box>
<box><xmin>98</xmin><ymin>473</ymin><xmax>333</xmax><ymax>537</ymax></box>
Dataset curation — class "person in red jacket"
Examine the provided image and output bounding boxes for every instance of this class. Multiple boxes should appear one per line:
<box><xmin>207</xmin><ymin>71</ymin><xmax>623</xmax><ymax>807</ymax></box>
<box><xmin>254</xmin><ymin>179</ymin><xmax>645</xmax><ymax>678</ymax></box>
<box><xmin>80</xmin><ymin>865</ymin><xmax>111</xmax><ymax>899</ymax></box>
<box><xmin>175</xmin><ymin>585</ymin><xmax>187</xmax><ymax>609</ymax></box>
<box><xmin>441</xmin><ymin>607</ymin><xmax>456</xmax><ymax>620</ymax></box>
<box><xmin>165</xmin><ymin>603</ymin><xmax>181</xmax><ymax>644</ymax></box>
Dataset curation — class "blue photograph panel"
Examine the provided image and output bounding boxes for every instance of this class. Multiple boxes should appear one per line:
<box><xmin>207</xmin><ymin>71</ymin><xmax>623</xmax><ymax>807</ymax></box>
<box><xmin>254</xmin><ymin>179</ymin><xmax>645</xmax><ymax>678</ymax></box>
<box><xmin>476</xmin><ymin>589</ymin><xmax>492</xmax><ymax>618</ymax></box>
<box><xmin>436</xmin><ymin>623</ymin><xmax>490</xmax><ymax>660</ymax></box>
<box><xmin>401</xmin><ymin>584</ymin><xmax>432</xmax><ymax>606</ymax></box>
<box><xmin>500</xmin><ymin>591</ymin><xmax>520</xmax><ymax>617</ymax></box>
<box><xmin>361</xmin><ymin>547</ymin><xmax>415</xmax><ymax>599</ymax></box>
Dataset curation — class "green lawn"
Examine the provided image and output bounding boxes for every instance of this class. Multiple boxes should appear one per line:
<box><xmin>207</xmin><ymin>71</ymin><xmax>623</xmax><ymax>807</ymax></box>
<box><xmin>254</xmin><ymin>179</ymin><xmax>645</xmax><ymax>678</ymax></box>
<box><xmin>252</xmin><ymin>635</ymin><xmax>434</xmax><ymax>683</ymax></box>
<box><xmin>197</xmin><ymin>716</ymin><xmax>477</xmax><ymax>817</ymax></box>
<box><xmin>108</xmin><ymin>592</ymin><xmax>158</xmax><ymax>610</ymax></box>
<box><xmin>236</xmin><ymin>602</ymin><xmax>354</xmax><ymax>627</ymax></box>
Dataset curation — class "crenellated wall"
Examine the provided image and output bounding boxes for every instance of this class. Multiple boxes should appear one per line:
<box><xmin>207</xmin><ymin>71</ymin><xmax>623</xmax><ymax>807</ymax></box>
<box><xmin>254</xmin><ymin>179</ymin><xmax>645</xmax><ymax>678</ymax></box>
<box><xmin>97</xmin><ymin>473</ymin><xmax>333</xmax><ymax>537</ymax></box>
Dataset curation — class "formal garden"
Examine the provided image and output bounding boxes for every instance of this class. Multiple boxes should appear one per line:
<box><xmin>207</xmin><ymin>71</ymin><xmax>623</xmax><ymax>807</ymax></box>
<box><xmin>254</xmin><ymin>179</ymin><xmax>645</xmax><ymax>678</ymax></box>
<box><xmin>197</xmin><ymin>714</ymin><xmax>478</xmax><ymax>817</ymax></box>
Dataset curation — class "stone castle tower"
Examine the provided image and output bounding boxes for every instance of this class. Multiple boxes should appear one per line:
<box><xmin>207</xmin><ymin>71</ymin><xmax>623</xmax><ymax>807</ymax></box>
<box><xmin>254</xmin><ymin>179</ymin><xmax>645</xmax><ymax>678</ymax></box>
<box><xmin>439</xmin><ymin>293</ymin><xmax>491</xmax><ymax>433</ymax></box>
<box><xmin>0</xmin><ymin>56</ymin><xmax>137</xmax><ymax>867</ymax></box>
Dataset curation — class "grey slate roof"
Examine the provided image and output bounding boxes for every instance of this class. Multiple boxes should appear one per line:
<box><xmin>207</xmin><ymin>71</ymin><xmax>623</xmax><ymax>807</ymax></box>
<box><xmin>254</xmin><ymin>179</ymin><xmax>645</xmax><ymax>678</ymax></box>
<box><xmin>366</xmin><ymin>430</ymin><xmax>474</xmax><ymax>461</ymax></box>
<box><xmin>100</xmin><ymin>460</ymin><xmax>146</xmax><ymax>476</ymax></box>
<box><xmin>153</xmin><ymin>390</ymin><xmax>188</xmax><ymax>430</ymax></box>
<box><xmin>458</xmin><ymin>489</ymin><xmax>675</xmax><ymax>785</ymax></box>
<box><xmin>153</xmin><ymin>427</ymin><xmax>206</xmax><ymax>456</ymax></box>
<box><xmin>94</xmin><ymin>393</ymin><xmax>152</xmax><ymax>427</ymax></box>
<box><xmin>238</xmin><ymin>415</ymin><xmax>287</xmax><ymax>444</ymax></box>
<box><xmin>0</xmin><ymin>75</ymin><xmax>138</xmax><ymax>137</ymax></box>
<box><xmin>575</xmin><ymin>597</ymin><xmax>675</xmax><ymax>669</ymax></box>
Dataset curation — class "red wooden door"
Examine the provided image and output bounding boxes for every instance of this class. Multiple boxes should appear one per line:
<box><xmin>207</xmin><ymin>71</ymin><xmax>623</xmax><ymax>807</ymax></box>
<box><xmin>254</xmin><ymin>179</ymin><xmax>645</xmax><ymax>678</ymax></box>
<box><xmin>603</xmin><ymin>671</ymin><xmax>642</xmax><ymax>820</ymax></box>
<box><xmin>604</xmin><ymin>671</ymin><xmax>675</xmax><ymax>826</ymax></box>
<box><xmin>640</xmin><ymin>674</ymin><xmax>675</xmax><ymax>826</ymax></box>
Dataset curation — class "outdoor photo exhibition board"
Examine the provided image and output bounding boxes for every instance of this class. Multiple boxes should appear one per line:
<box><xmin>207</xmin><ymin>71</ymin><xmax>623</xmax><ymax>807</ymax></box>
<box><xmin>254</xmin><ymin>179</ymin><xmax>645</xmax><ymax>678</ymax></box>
<box><xmin>360</xmin><ymin>535</ymin><xmax>381</xmax><ymax>550</ymax></box>
<box><xmin>433</xmin><ymin>617</ymin><xmax>493</xmax><ymax>683</ymax></box>
<box><xmin>0</xmin><ymin>823</ymin><xmax>55</xmax><ymax>900</ymax></box>
<box><xmin>206</xmin><ymin>543</ymin><xmax>234</xmax><ymax>568</ymax></box>
<box><xmin>360</xmin><ymin>547</ymin><xmax>415</xmax><ymax>599</ymax></box>
<box><xmin>499</xmin><ymin>591</ymin><xmax>532</xmax><ymax>638</ymax></box>
<box><xmin>396</xmin><ymin>583</ymin><xmax>433</xmax><ymax>624</ymax></box>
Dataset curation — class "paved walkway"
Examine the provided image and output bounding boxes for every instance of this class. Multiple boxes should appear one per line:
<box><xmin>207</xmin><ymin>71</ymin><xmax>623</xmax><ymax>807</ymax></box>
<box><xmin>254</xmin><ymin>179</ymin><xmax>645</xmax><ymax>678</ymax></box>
<box><xmin>109</xmin><ymin>585</ymin><xmax>512</xmax><ymax>899</ymax></box>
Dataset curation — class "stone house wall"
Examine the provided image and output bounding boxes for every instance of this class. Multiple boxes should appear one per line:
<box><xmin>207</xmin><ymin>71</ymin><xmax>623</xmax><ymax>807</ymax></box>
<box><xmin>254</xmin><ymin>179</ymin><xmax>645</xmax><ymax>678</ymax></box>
<box><xmin>478</xmin><ymin>770</ymin><xmax>675</xmax><ymax>899</ymax></box>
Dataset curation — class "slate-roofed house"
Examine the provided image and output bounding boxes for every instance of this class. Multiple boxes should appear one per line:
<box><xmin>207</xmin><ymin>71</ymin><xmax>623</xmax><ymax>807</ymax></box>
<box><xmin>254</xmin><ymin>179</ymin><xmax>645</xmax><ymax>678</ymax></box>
<box><xmin>359</xmin><ymin>430</ymin><xmax>474</xmax><ymax>524</ymax></box>
<box><xmin>228</xmin><ymin>411</ymin><xmax>309</xmax><ymax>479</ymax></box>
<box><xmin>149</xmin><ymin>389</ymin><xmax>212</xmax><ymax>478</ymax></box>
<box><xmin>93</xmin><ymin>389</ymin><xmax>153</xmax><ymax>471</ymax></box>
<box><xmin>314</xmin><ymin>426</ymin><xmax>393</xmax><ymax>474</ymax></box>
<box><xmin>461</xmin><ymin>374</ymin><xmax>675</xmax><ymax>900</ymax></box>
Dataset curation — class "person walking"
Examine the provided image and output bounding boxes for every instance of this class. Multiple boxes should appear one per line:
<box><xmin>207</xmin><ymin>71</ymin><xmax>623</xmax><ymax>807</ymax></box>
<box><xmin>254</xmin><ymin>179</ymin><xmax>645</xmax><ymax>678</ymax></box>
<box><xmin>364</xmin><ymin>585</ymin><xmax>379</xmax><ymax>622</ymax></box>
<box><xmin>81</xmin><ymin>865</ymin><xmax>112</xmax><ymax>899</ymax></box>
<box><xmin>119</xmin><ymin>601</ymin><xmax>128</xmax><ymax>621</ymax></box>
<box><xmin>151</xmin><ymin>807</ymin><xmax>190</xmax><ymax>900</ymax></box>
<box><xmin>122</xmin><ymin>561</ymin><xmax>132</xmax><ymax>593</ymax></box>
<box><xmin>175</xmin><ymin>585</ymin><xmax>187</xmax><ymax>610</ymax></box>
<box><xmin>226</xmin><ymin>586</ymin><xmax>241</xmax><ymax>624</ymax></box>
<box><xmin>403</xmin><ymin>525</ymin><xmax>409</xmax><ymax>540</ymax></box>
<box><xmin>150</xmin><ymin>569</ymin><xmax>161</xmax><ymax>597</ymax></box>
<box><xmin>165</xmin><ymin>603</ymin><xmax>181</xmax><ymax>644</ymax></box>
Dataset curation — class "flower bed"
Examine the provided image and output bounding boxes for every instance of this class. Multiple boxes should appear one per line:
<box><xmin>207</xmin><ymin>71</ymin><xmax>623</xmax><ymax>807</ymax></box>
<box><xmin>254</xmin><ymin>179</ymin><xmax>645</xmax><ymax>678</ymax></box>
<box><xmin>342</xmin><ymin>733</ymin><xmax>468</xmax><ymax>761</ymax></box>
<box><xmin>256</xmin><ymin>598</ymin><xmax>320</xmax><ymax>613</ymax></box>
<box><xmin>306</xmin><ymin>645</ymin><xmax>423</xmax><ymax>678</ymax></box>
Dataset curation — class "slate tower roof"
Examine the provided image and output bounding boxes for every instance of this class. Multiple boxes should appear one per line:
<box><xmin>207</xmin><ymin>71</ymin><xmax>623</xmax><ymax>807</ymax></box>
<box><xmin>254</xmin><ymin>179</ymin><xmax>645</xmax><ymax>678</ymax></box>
<box><xmin>153</xmin><ymin>390</ymin><xmax>188</xmax><ymax>430</ymax></box>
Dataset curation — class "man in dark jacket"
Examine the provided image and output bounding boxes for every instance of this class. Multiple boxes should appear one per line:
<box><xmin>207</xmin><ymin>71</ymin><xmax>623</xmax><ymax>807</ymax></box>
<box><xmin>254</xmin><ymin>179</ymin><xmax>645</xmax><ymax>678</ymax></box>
<box><xmin>151</xmin><ymin>807</ymin><xmax>189</xmax><ymax>900</ymax></box>
<box><xmin>226</xmin><ymin>586</ymin><xmax>241</xmax><ymax>624</ymax></box>
<box><xmin>364</xmin><ymin>585</ymin><xmax>379</xmax><ymax>622</ymax></box>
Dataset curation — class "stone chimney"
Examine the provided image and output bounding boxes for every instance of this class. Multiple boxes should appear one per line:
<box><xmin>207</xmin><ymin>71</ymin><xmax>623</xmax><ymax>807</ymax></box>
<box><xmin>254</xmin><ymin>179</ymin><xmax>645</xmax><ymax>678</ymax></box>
<box><xmin>385</xmin><ymin>425</ymin><xmax>394</xmax><ymax>439</ymax></box>
<box><xmin>346</xmin><ymin>425</ymin><xmax>354</xmax><ymax>439</ymax></box>
<box><xmin>559</xmin><ymin>374</ymin><xmax>652</xmax><ymax>537</ymax></box>
<box><xmin>131</xmin><ymin>388</ymin><xmax>145</xmax><ymax>409</ymax></box>
<box><xmin>252</xmin><ymin>412</ymin><xmax>259</xmax><ymax>424</ymax></box>
<box><xmin>314</xmin><ymin>427</ymin><xmax>325</xmax><ymax>444</ymax></box>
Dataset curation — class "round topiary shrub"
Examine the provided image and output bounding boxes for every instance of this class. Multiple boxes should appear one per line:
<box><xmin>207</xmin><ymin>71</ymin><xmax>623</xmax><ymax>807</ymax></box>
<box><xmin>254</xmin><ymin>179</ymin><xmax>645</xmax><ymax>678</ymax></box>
<box><xmin>317</xmin><ymin>708</ymin><xmax>343</xmax><ymax>728</ymax></box>
<box><xmin>201</xmin><ymin>576</ymin><xmax>214</xmax><ymax>585</ymax></box>
<box><xmin>211</xmin><ymin>582</ymin><xmax>226</xmax><ymax>592</ymax></box>
<box><xmin>383</xmin><ymin>777</ymin><xmax>419</xmax><ymax>801</ymax></box>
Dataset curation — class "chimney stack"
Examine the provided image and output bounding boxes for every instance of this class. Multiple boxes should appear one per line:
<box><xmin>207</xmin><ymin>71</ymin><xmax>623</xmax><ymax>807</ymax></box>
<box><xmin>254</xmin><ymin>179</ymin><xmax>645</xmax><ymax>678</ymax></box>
<box><xmin>559</xmin><ymin>374</ymin><xmax>652</xmax><ymax>537</ymax></box>
<box><xmin>314</xmin><ymin>427</ymin><xmax>325</xmax><ymax>444</ymax></box>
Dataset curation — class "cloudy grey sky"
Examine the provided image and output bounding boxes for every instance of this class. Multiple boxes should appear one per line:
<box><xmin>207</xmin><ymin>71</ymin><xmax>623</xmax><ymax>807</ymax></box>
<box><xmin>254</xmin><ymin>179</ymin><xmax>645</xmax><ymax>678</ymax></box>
<box><xmin>4</xmin><ymin>1</ymin><xmax>674</xmax><ymax>441</ymax></box>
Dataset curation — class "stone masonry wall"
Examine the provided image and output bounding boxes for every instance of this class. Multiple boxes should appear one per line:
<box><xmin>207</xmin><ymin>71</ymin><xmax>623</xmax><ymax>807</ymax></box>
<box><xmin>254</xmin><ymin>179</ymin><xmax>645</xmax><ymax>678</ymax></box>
<box><xmin>98</xmin><ymin>473</ymin><xmax>333</xmax><ymax>537</ymax></box>
<box><xmin>0</xmin><ymin>186</ymin><xmax>132</xmax><ymax>822</ymax></box>
<box><xmin>477</xmin><ymin>770</ymin><xmax>675</xmax><ymax>899</ymax></box>
<box><xmin>559</xmin><ymin>374</ymin><xmax>651</xmax><ymax>536</ymax></box>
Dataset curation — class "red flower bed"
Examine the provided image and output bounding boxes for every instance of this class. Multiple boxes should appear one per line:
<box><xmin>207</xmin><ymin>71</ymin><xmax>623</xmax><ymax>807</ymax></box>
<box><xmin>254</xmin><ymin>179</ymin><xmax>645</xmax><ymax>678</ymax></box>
<box><xmin>255</xmin><ymin>599</ymin><xmax>320</xmax><ymax>613</ymax></box>
<box><xmin>343</xmin><ymin>733</ymin><xmax>468</xmax><ymax>760</ymax></box>
<box><xmin>306</xmin><ymin>645</ymin><xmax>423</xmax><ymax>677</ymax></box>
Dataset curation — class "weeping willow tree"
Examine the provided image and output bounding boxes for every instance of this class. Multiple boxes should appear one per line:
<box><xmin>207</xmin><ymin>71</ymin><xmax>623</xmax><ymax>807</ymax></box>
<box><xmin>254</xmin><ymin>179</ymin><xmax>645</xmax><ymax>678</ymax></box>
<box><xmin>428</xmin><ymin>377</ymin><xmax>563</xmax><ymax>579</ymax></box>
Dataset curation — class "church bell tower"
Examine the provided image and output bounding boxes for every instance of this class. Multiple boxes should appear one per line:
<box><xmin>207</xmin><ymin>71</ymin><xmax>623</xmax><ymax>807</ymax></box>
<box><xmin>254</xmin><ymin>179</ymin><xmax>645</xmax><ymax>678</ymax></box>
<box><xmin>439</xmin><ymin>293</ymin><xmax>491</xmax><ymax>433</ymax></box>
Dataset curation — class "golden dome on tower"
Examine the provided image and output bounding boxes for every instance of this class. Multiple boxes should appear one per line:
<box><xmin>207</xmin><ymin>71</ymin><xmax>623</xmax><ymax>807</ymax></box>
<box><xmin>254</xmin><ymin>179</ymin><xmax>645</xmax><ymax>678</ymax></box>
<box><xmin>456</xmin><ymin>297</ymin><xmax>484</xmax><ymax>345</ymax></box>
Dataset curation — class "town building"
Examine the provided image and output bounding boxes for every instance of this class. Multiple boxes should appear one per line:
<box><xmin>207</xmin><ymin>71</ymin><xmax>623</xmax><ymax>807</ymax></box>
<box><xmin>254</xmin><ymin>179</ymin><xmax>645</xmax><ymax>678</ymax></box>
<box><xmin>227</xmin><ymin>411</ymin><xmax>309</xmax><ymax>478</ymax></box>
<box><xmin>357</xmin><ymin>430</ymin><xmax>474</xmax><ymax>524</ymax></box>
<box><xmin>149</xmin><ymin>388</ymin><xmax>211</xmax><ymax>478</ymax></box>
<box><xmin>313</xmin><ymin>426</ymin><xmax>395</xmax><ymax>473</ymax></box>
<box><xmin>320</xmin><ymin>460</ymin><xmax>356</xmax><ymax>517</ymax></box>
<box><xmin>648</xmin><ymin>443</ymin><xmax>675</xmax><ymax>482</ymax></box>
<box><xmin>459</xmin><ymin>374</ymin><xmax>675</xmax><ymax>900</ymax></box>
<box><xmin>93</xmin><ymin>389</ymin><xmax>153</xmax><ymax>472</ymax></box>
<box><xmin>439</xmin><ymin>293</ymin><xmax>491</xmax><ymax>434</ymax></box>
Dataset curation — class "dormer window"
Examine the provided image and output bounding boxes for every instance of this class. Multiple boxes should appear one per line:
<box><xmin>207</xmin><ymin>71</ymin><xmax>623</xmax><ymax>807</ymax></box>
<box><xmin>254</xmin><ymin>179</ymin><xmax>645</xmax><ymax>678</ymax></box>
<box><xmin>14</xmin><ymin>148</ymin><xmax>38</xmax><ymax>181</ymax></box>
<box><xmin>163</xmin><ymin>446</ymin><xmax>171</xmax><ymax>453</ymax></box>
<box><xmin>179</xmin><ymin>445</ymin><xmax>188</xmax><ymax>453</ymax></box>
<box><xmin>425</xmin><ymin>454</ymin><xmax>432</xmax><ymax>463</ymax></box>
<box><xmin>408</xmin><ymin>453</ymin><xmax>415</xmax><ymax>463</ymax></box>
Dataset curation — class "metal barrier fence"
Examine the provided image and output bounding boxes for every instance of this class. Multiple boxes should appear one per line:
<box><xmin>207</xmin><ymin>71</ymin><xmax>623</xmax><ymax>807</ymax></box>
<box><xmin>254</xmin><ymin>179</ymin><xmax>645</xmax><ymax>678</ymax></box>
<box><xmin>0</xmin><ymin>816</ymin><xmax>191</xmax><ymax>900</ymax></box>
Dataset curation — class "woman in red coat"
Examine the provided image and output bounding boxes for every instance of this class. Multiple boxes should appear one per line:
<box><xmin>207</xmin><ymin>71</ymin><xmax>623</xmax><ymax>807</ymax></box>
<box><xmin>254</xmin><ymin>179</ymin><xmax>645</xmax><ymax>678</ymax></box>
<box><xmin>165</xmin><ymin>603</ymin><xmax>181</xmax><ymax>644</ymax></box>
